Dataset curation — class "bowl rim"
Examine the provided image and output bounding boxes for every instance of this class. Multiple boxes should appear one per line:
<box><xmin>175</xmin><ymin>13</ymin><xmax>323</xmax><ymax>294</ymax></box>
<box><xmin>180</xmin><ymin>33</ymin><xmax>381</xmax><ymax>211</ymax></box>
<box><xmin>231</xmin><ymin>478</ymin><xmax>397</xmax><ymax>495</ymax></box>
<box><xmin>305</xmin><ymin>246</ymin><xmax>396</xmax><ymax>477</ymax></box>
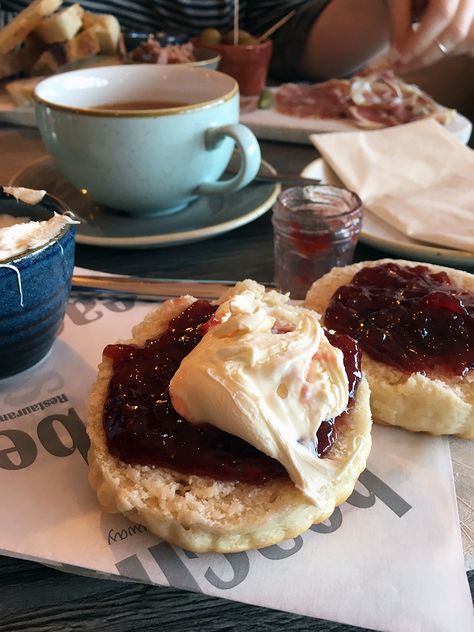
<box><xmin>192</xmin><ymin>47</ymin><xmax>222</xmax><ymax>66</ymax></box>
<box><xmin>0</xmin><ymin>188</ymin><xmax>76</xmax><ymax>265</ymax></box>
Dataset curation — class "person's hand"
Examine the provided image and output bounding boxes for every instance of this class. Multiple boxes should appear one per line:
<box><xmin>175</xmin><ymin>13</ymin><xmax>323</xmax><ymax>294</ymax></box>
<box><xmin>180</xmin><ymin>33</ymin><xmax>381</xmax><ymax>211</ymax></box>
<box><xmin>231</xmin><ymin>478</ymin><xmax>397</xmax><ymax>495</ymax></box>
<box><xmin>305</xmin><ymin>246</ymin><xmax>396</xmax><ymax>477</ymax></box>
<box><xmin>387</xmin><ymin>0</ymin><xmax>474</xmax><ymax>71</ymax></box>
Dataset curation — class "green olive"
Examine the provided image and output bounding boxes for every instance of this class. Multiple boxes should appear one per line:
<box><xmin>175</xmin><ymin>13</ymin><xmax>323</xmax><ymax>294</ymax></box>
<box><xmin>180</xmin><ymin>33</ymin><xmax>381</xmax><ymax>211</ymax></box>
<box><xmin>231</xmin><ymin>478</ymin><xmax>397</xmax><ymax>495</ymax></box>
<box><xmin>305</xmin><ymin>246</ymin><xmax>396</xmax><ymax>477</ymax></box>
<box><xmin>222</xmin><ymin>30</ymin><xmax>254</xmax><ymax>44</ymax></box>
<box><xmin>238</xmin><ymin>34</ymin><xmax>258</xmax><ymax>45</ymax></box>
<box><xmin>258</xmin><ymin>88</ymin><xmax>274</xmax><ymax>109</ymax></box>
<box><xmin>199</xmin><ymin>27</ymin><xmax>222</xmax><ymax>45</ymax></box>
<box><xmin>221</xmin><ymin>31</ymin><xmax>235</xmax><ymax>44</ymax></box>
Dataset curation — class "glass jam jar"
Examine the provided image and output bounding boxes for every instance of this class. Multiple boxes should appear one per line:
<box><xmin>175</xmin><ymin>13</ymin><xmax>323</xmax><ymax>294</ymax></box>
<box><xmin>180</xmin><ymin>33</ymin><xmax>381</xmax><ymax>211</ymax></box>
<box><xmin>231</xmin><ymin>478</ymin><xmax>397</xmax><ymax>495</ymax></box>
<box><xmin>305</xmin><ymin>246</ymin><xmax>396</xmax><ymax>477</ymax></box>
<box><xmin>272</xmin><ymin>185</ymin><xmax>362</xmax><ymax>299</ymax></box>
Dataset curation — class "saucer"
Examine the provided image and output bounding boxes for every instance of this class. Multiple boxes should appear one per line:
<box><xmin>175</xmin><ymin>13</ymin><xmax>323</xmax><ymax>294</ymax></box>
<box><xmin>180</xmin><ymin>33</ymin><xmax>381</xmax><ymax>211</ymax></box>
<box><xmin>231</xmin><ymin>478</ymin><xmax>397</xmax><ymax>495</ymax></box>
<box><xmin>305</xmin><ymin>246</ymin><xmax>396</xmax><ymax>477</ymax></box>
<box><xmin>9</xmin><ymin>157</ymin><xmax>280</xmax><ymax>248</ymax></box>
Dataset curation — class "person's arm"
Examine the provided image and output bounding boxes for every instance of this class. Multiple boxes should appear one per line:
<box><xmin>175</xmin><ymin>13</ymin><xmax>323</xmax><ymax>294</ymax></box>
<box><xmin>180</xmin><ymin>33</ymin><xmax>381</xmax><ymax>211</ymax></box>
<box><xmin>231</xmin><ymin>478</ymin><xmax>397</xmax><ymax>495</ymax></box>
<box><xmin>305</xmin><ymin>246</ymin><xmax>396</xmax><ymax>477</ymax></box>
<box><xmin>273</xmin><ymin>0</ymin><xmax>474</xmax><ymax>81</ymax></box>
<box><xmin>298</xmin><ymin>0</ymin><xmax>390</xmax><ymax>79</ymax></box>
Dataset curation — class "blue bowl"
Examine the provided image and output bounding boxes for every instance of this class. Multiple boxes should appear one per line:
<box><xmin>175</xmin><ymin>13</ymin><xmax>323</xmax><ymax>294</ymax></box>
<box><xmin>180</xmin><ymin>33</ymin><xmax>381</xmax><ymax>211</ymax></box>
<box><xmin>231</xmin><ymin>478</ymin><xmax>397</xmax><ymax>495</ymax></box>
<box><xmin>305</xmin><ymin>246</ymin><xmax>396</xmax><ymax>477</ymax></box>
<box><xmin>0</xmin><ymin>188</ymin><xmax>76</xmax><ymax>379</ymax></box>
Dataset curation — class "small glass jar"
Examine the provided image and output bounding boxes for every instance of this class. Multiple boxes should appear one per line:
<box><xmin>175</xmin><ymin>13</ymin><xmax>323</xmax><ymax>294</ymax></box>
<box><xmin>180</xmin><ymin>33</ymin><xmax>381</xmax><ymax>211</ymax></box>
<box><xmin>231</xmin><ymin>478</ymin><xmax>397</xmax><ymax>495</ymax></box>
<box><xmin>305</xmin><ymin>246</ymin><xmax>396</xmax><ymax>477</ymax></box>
<box><xmin>272</xmin><ymin>185</ymin><xmax>362</xmax><ymax>300</ymax></box>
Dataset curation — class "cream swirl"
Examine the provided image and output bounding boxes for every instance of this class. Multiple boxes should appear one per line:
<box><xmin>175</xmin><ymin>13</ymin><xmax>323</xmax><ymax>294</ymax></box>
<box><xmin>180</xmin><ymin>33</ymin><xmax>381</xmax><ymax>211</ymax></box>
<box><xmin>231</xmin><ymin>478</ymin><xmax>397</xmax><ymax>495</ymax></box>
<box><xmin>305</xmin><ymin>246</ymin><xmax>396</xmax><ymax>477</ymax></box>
<box><xmin>169</xmin><ymin>280</ymin><xmax>350</xmax><ymax>504</ymax></box>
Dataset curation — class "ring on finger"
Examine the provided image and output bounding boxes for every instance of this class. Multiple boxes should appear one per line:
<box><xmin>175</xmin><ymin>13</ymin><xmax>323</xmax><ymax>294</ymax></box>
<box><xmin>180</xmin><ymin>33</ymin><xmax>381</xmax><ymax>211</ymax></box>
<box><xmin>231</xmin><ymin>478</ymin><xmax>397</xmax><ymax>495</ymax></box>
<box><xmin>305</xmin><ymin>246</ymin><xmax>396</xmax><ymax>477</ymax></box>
<box><xmin>435</xmin><ymin>39</ymin><xmax>449</xmax><ymax>55</ymax></box>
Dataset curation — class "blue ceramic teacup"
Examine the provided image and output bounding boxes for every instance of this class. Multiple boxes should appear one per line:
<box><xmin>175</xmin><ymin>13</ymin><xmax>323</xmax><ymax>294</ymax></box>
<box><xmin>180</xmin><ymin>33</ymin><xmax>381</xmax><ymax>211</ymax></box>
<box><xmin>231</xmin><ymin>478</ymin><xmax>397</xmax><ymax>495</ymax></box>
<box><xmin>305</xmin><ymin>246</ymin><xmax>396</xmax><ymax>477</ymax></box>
<box><xmin>0</xmin><ymin>188</ymin><xmax>76</xmax><ymax>379</ymax></box>
<box><xmin>34</xmin><ymin>64</ymin><xmax>261</xmax><ymax>216</ymax></box>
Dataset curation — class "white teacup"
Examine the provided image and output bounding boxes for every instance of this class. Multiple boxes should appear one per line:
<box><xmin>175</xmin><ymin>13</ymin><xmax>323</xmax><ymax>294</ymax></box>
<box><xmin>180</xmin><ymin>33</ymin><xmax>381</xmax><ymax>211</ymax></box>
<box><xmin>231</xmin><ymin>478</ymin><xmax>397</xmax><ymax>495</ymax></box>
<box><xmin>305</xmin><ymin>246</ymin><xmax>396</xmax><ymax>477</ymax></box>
<box><xmin>34</xmin><ymin>65</ymin><xmax>261</xmax><ymax>216</ymax></box>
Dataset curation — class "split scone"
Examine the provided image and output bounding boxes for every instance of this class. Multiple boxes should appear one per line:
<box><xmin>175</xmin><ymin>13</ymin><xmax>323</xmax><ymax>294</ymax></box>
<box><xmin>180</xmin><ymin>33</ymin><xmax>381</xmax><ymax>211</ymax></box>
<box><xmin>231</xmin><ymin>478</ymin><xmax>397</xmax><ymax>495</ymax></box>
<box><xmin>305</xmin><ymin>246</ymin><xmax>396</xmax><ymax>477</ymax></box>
<box><xmin>304</xmin><ymin>259</ymin><xmax>474</xmax><ymax>439</ymax></box>
<box><xmin>88</xmin><ymin>280</ymin><xmax>372</xmax><ymax>553</ymax></box>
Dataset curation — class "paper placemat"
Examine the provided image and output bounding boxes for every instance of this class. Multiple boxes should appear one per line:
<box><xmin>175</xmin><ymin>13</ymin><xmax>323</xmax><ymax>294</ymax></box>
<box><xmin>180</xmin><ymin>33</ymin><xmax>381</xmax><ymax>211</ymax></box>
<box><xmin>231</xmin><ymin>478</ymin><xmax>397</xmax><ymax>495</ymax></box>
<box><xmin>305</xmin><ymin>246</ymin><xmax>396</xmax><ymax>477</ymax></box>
<box><xmin>0</xmin><ymin>271</ymin><xmax>472</xmax><ymax>632</ymax></box>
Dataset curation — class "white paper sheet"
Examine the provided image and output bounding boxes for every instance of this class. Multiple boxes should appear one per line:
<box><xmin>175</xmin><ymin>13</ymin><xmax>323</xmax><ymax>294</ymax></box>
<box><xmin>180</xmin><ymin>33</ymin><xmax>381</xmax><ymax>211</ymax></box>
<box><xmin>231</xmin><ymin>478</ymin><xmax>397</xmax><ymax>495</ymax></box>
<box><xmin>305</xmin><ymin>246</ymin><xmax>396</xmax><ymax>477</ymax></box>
<box><xmin>0</xmin><ymin>272</ymin><xmax>472</xmax><ymax>632</ymax></box>
<box><xmin>311</xmin><ymin>119</ymin><xmax>474</xmax><ymax>253</ymax></box>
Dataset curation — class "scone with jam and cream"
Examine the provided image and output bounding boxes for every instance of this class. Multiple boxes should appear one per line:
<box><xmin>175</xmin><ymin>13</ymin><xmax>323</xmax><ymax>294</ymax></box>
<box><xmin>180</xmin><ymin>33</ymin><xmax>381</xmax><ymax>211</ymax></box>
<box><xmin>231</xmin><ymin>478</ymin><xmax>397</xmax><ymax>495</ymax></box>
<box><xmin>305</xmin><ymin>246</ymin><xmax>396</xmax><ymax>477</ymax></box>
<box><xmin>87</xmin><ymin>280</ymin><xmax>372</xmax><ymax>553</ymax></box>
<box><xmin>305</xmin><ymin>259</ymin><xmax>474</xmax><ymax>439</ymax></box>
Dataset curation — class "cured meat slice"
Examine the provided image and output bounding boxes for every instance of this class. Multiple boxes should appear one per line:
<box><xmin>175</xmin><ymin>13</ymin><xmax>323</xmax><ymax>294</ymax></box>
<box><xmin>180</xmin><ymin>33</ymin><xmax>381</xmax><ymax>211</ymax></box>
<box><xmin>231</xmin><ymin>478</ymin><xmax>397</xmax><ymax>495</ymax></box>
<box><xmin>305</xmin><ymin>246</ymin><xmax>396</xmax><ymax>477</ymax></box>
<box><xmin>274</xmin><ymin>70</ymin><xmax>455</xmax><ymax>129</ymax></box>
<box><xmin>275</xmin><ymin>79</ymin><xmax>351</xmax><ymax>119</ymax></box>
<box><xmin>130</xmin><ymin>39</ymin><xmax>195</xmax><ymax>64</ymax></box>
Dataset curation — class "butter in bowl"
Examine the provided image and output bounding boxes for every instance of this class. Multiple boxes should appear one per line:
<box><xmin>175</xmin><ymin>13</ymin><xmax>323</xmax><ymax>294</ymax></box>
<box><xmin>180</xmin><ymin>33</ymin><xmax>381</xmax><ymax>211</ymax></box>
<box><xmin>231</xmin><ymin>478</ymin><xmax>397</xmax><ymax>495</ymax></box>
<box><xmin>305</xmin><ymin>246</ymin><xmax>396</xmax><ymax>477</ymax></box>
<box><xmin>0</xmin><ymin>186</ymin><xmax>77</xmax><ymax>379</ymax></box>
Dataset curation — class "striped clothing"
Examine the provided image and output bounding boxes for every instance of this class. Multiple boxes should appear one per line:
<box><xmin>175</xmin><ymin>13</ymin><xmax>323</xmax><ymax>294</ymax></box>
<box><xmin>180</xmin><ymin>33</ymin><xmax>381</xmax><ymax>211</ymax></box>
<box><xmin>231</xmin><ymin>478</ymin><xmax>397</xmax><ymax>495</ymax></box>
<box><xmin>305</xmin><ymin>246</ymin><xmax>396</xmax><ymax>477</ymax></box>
<box><xmin>0</xmin><ymin>0</ymin><xmax>332</xmax><ymax>79</ymax></box>
<box><xmin>1</xmin><ymin>0</ymin><xmax>312</xmax><ymax>34</ymax></box>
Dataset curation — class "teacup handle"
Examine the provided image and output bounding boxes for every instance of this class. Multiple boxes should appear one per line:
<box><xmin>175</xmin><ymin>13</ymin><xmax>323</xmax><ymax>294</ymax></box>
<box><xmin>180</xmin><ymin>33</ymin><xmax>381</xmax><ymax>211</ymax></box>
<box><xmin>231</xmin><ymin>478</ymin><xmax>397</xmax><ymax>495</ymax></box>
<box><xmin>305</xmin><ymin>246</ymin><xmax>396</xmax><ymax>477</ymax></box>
<box><xmin>196</xmin><ymin>124</ymin><xmax>261</xmax><ymax>196</ymax></box>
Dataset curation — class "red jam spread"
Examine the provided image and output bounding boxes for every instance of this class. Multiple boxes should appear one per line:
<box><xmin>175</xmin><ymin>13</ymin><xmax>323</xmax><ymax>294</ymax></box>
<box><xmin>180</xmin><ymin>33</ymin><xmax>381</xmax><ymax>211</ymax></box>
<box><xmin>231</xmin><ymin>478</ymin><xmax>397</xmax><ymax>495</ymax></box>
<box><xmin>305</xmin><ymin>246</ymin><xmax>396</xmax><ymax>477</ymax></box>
<box><xmin>325</xmin><ymin>262</ymin><xmax>474</xmax><ymax>376</ymax></box>
<box><xmin>103</xmin><ymin>300</ymin><xmax>361</xmax><ymax>483</ymax></box>
<box><xmin>317</xmin><ymin>330</ymin><xmax>362</xmax><ymax>455</ymax></box>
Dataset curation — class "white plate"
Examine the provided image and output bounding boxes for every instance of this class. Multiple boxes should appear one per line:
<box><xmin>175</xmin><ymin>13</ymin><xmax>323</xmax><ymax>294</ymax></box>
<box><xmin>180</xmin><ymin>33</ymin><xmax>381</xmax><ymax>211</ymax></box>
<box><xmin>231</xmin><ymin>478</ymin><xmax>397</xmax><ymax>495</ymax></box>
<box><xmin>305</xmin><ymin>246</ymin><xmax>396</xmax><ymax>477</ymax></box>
<box><xmin>302</xmin><ymin>157</ymin><xmax>474</xmax><ymax>268</ymax></box>
<box><xmin>10</xmin><ymin>155</ymin><xmax>280</xmax><ymax>248</ymax></box>
<box><xmin>240</xmin><ymin>88</ymin><xmax>472</xmax><ymax>146</ymax></box>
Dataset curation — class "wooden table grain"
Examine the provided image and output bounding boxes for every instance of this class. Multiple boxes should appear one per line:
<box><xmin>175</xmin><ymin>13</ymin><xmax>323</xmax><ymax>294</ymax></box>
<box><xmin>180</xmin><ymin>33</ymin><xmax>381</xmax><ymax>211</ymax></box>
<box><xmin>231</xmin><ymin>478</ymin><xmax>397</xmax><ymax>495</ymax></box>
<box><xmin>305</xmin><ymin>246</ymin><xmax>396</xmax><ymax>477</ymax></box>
<box><xmin>0</xmin><ymin>126</ymin><xmax>472</xmax><ymax>632</ymax></box>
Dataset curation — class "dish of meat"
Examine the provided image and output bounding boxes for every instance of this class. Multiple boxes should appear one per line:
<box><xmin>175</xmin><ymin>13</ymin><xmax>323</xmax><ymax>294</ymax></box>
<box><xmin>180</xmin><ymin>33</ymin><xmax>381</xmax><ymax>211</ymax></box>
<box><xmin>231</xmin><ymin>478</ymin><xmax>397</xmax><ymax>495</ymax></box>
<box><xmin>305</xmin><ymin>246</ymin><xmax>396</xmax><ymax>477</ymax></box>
<box><xmin>240</xmin><ymin>71</ymin><xmax>472</xmax><ymax>145</ymax></box>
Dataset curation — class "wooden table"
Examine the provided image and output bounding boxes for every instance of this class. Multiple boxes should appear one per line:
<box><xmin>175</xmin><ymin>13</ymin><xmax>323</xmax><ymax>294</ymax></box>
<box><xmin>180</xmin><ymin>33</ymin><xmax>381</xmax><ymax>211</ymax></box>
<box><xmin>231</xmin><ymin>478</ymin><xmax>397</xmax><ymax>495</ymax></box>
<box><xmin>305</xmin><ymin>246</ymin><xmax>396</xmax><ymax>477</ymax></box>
<box><xmin>0</xmin><ymin>126</ymin><xmax>472</xmax><ymax>632</ymax></box>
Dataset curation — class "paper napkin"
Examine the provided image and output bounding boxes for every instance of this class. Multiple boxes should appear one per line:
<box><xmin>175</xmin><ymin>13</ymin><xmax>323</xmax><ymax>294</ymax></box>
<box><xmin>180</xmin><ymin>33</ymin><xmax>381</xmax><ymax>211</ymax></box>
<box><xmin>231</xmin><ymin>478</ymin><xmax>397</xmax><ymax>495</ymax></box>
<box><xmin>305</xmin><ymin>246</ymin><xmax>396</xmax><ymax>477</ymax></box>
<box><xmin>311</xmin><ymin>119</ymin><xmax>474</xmax><ymax>253</ymax></box>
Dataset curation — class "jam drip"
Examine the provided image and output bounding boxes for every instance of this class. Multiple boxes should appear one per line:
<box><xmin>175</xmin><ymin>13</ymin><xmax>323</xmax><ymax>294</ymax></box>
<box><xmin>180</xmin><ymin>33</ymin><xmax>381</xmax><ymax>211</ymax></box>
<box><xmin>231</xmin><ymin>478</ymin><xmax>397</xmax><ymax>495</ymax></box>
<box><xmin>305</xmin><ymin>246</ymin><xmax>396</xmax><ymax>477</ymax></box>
<box><xmin>318</xmin><ymin>330</ymin><xmax>362</xmax><ymax>456</ymax></box>
<box><xmin>103</xmin><ymin>300</ymin><xmax>361</xmax><ymax>482</ymax></box>
<box><xmin>325</xmin><ymin>262</ymin><xmax>474</xmax><ymax>376</ymax></box>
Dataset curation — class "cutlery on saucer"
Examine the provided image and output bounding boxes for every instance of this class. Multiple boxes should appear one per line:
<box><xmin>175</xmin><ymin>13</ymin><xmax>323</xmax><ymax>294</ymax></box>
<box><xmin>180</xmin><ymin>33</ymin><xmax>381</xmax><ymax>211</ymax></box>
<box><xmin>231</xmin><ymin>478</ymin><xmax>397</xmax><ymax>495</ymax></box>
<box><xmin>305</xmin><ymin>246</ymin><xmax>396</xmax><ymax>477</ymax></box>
<box><xmin>225</xmin><ymin>169</ymin><xmax>321</xmax><ymax>187</ymax></box>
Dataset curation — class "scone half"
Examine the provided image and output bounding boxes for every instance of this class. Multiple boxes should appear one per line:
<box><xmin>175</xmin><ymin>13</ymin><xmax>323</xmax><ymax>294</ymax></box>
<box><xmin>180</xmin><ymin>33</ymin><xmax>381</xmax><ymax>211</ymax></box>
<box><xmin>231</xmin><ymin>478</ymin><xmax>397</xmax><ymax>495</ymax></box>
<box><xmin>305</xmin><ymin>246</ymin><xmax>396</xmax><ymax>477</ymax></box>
<box><xmin>88</xmin><ymin>294</ymin><xmax>372</xmax><ymax>553</ymax></box>
<box><xmin>305</xmin><ymin>258</ymin><xmax>474</xmax><ymax>439</ymax></box>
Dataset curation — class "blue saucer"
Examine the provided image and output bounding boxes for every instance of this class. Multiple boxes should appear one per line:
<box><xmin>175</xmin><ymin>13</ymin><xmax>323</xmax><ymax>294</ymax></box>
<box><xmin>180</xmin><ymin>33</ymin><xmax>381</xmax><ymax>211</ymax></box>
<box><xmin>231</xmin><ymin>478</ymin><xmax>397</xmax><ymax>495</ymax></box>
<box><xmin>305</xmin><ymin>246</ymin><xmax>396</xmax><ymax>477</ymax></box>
<box><xmin>10</xmin><ymin>156</ymin><xmax>280</xmax><ymax>249</ymax></box>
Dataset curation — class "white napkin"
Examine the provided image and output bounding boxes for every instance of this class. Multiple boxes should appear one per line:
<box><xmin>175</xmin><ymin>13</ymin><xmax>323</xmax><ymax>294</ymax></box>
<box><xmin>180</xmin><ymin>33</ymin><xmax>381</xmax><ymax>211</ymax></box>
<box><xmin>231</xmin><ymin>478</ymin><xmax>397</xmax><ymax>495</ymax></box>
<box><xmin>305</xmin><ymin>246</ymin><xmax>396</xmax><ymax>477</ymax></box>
<box><xmin>310</xmin><ymin>119</ymin><xmax>474</xmax><ymax>253</ymax></box>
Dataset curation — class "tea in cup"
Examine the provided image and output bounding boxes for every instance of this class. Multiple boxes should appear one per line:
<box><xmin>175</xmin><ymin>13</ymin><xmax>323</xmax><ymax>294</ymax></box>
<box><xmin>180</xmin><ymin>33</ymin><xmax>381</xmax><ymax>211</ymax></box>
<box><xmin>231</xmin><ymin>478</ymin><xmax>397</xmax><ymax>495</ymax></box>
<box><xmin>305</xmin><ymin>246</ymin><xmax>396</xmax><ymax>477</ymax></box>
<box><xmin>34</xmin><ymin>65</ymin><xmax>261</xmax><ymax>216</ymax></box>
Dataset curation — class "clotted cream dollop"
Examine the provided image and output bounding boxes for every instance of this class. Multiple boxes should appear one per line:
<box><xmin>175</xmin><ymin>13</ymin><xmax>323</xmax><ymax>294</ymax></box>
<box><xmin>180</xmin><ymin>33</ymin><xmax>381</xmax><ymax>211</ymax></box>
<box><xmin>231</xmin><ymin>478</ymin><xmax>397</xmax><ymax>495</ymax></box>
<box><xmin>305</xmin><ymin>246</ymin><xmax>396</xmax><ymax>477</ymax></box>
<box><xmin>169</xmin><ymin>280</ymin><xmax>351</xmax><ymax>504</ymax></box>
